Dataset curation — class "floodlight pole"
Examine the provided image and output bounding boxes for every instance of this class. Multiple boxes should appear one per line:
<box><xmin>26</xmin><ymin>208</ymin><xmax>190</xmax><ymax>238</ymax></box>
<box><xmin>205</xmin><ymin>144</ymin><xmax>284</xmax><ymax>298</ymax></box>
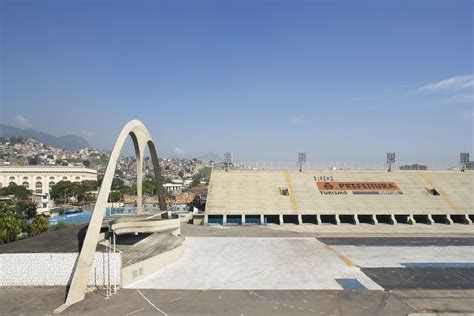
<box><xmin>224</xmin><ymin>152</ymin><xmax>232</xmax><ymax>172</ymax></box>
<box><xmin>460</xmin><ymin>152</ymin><xmax>469</xmax><ymax>172</ymax></box>
<box><xmin>387</xmin><ymin>152</ymin><xmax>395</xmax><ymax>172</ymax></box>
<box><xmin>298</xmin><ymin>152</ymin><xmax>306</xmax><ymax>172</ymax></box>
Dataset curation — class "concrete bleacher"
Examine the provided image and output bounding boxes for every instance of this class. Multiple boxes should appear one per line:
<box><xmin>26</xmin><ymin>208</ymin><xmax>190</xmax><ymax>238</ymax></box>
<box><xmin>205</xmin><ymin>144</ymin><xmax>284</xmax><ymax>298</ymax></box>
<box><xmin>205</xmin><ymin>169</ymin><xmax>474</xmax><ymax>225</ymax></box>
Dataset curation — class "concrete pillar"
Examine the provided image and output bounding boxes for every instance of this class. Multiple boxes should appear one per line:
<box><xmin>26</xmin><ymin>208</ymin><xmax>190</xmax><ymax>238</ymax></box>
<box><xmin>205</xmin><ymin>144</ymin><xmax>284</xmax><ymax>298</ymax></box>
<box><xmin>204</xmin><ymin>214</ymin><xmax>209</xmax><ymax>225</ymax></box>
<box><xmin>372</xmin><ymin>214</ymin><xmax>378</xmax><ymax>225</ymax></box>
<box><xmin>242</xmin><ymin>214</ymin><xmax>246</xmax><ymax>225</ymax></box>
<box><xmin>136</xmin><ymin>154</ymin><xmax>144</xmax><ymax>214</ymax></box>
<box><xmin>446</xmin><ymin>215</ymin><xmax>454</xmax><ymax>225</ymax></box>
<box><xmin>297</xmin><ymin>214</ymin><xmax>302</xmax><ymax>225</ymax></box>
<box><xmin>464</xmin><ymin>214</ymin><xmax>472</xmax><ymax>225</ymax></box>
<box><xmin>260</xmin><ymin>214</ymin><xmax>265</xmax><ymax>225</ymax></box>
<box><xmin>316</xmin><ymin>214</ymin><xmax>321</xmax><ymax>225</ymax></box>
<box><xmin>279</xmin><ymin>214</ymin><xmax>284</xmax><ymax>225</ymax></box>
<box><xmin>335</xmin><ymin>214</ymin><xmax>341</xmax><ymax>225</ymax></box>
<box><xmin>223</xmin><ymin>214</ymin><xmax>227</xmax><ymax>225</ymax></box>
<box><xmin>354</xmin><ymin>214</ymin><xmax>360</xmax><ymax>225</ymax></box>
<box><xmin>427</xmin><ymin>214</ymin><xmax>434</xmax><ymax>225</ymax></box>
<box><xmin>408</xmin><ymin>214</ymin><xmax>416</xmax><ymax>225</ymax></box>
<box><xmin>390</xmin><ymin>214</ymin><xmax>397</xmax><ymax>225</ymax></box>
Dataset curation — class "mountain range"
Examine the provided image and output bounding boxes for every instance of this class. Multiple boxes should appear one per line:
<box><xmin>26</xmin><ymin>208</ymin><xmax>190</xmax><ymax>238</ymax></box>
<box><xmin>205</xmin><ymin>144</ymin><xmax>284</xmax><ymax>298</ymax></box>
<box><xmin>0</xmin><ymin>124</ymin><xmax>90</xmax><ymax>151</ymax></box>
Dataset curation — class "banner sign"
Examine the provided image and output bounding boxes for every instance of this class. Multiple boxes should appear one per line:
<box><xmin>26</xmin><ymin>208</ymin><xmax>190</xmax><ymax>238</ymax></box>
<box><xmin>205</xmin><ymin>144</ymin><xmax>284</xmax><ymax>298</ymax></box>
<box><xmin>315</xmin><ymin>180</ymin><xmax>403</xmax><ymax>195</ymax></box>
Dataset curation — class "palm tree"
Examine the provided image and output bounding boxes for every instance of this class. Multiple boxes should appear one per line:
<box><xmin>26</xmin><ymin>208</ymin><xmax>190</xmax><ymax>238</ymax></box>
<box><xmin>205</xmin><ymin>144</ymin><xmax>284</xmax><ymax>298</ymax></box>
<box><xmin>0</xmin><ymin>216</ymin><xmax>21</xmax><ymax>243</ymax></box>
<box><xmin>30</xmin><ymin>216</ymin><xmax>49</xmax><ymax>236</ymax></box>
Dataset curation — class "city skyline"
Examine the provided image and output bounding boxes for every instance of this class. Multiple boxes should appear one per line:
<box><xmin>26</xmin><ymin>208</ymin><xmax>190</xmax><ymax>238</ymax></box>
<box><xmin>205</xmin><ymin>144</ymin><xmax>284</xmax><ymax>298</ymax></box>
<box><xmin>1</xmin><ymin>0</ymin><xmax>473</xmax><ymax>162</ymax></box>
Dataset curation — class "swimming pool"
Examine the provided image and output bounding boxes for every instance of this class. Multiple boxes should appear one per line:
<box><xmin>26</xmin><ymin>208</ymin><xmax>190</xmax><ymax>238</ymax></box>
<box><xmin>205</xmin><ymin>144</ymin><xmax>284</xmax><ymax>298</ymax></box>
<box><xmin>47</xmin><ymin>207</ymin><xmax>162</xmax><ymax>226</ymax></box>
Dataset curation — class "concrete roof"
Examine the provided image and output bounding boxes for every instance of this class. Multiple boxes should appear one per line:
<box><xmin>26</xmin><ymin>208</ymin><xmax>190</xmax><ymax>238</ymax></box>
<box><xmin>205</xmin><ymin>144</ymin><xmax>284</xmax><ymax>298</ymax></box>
<box><xmin>206</xmin><ymin>170</ymin><xmax>474</xmax><ymax>215</ymax></box>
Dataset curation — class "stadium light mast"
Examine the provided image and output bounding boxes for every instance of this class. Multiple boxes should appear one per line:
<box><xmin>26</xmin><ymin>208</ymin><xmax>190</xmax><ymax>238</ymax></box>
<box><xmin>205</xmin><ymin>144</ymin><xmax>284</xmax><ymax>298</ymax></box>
<box><xmin>224</xmin><ymin>152</ymin><xmax>232</xmax><ymax>172</ymax></box>
<box><xmin>460</xmin><ymin>152</ymin><xmax>469</xmax><ymax>172</ymax></box>
<box><xmin>298</xmin><ymin>152</ymin><xmax>306</xmax><ymax>172</ymax></box>
<box><xmin>387</xmin><ymin>152</ymin><xmax>395</xmax><ymax>172</ymax></box>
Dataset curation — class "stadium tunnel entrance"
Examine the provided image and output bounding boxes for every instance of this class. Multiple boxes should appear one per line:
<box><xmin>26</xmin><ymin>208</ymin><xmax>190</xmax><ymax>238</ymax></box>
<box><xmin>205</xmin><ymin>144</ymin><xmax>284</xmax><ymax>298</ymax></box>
<box><xmin>376</xmin><ymin>215</ymin><xmax>393</xmax><ymax>224</ymax></box>
<box><xmin>301</xmin><ymin>214</ymin><xmax>318</xmax><ymax>224</ymax></box>
<box><xmin>245</xmin><ymin>215</ymin><xmax>261</xmax><ymax>225</ymax></box>
<box><xmin>358</xmin><ymin>215</ymin><xmax>374</xmax><ymax>224</ymax></box>
<box><xmin>264</xmin><ymin>215</ymin><xmax>280</xmax><ymax>225</ymax></box>
<box><xmin>208</xmin><ymin>215</ymin><xmax>223</xmax><ymax>225</ymax></box>
<box><xmin>283</xmin><ymin>215</ymin><xmax>299</xmax><ymax>225</ymax></box>
<box><xmin>320</xmin><ymin>215</ymin><xmax>337</xmax><ymax>225</ymax></box>
<box><xmin>339</xmin><ymin>215</ymin><xmax>356</xmax><ymax>224</ymax></box>
<box><xmin>394</xmin><ymin>215</ymin><xmax>410</xmax><ymax>224</ymax></box>
<box><xmin>432</xmin><ymin>214</ymin><xmax>451</xmax><ymax>224</ymax></box>
<box><xmin>226</xmin><ymin>215</ymin><xmax>242</xmax><ymax>225</ymax></box>
<box><xmin>413</xmin><ymin>215</ymin><xmax>431</xmax><ymax>224</ymax></box>
<box><xmin>450</xmin><ymin>214</ymin><xmax>469</xmax><ymax>224</ymax></box>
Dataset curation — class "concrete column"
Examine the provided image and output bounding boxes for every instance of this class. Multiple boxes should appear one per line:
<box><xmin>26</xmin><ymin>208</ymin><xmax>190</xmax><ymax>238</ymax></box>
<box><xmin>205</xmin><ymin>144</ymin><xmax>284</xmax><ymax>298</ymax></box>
<box><xmin>464</xmin><ymin>214</ymin><xmax>472</xmax><ymax>225</ymax></box>
<box><xmin>204</xmin><ymin>214</ymin><xmax>209</xmax><ymax>225</ymax></box>
<box><xmin>427</xmin><ymin>214</ymin><xmax>434</xmax><ymax>225</ymax></box>
<box><xmin>335</xmin><ymin>214</ymin><xmax>341</xmax><ymax>225</ymax></box>
<box><xmin>372</xmin><ymin>214</ymin><xmax>378</xmax><ymax>225</ymax></box>
<box><xmin>316</xmin><ymin>214</ymin><xmax>321</xmax><ymax>225</ymax></box>
<box><xmin>136</xmin><ymin>154</ymin><xmax>144</xmax><ymax>214</ymax></box>
<box><xmin>223</xmin><ymin>214</ymin><xmax>227</xmax><ymax>225</ymax></box>
<box><xmin>354</xmin><ymin>214</ymin><xmax>360</xmax><ymax>225</ymax></box>
<box><xmin>297</xmin><ymin>214</ymin><xmax>302</xmax><ymax>224</ymax></box>
<box><xmin>446</xmin><ymin>215</ymin><xmax>454</xmax><ymax>225</ymax></box>
<box><xmin>408</xmin><ymin>214</ymin><xmax>416</xmax><ymax>225</ymax></box>
<box><xmin>390</xmin><ymin>214</ymin><xmax>397</xmax><ymax>225</ymax></box>
<box><xmin>279</xmin><ymin>214</ymin><xmax>284</xmax><ymax>225</ymax></box>
<box><xmin>242</xmin><ymin>214</ymin><xmax>246</xmax><ymax>225</ymax></box>
<box><xmin>260</xmin><ymin>214</ymin><xmax>265</xmax><ymax>225</ymax></box>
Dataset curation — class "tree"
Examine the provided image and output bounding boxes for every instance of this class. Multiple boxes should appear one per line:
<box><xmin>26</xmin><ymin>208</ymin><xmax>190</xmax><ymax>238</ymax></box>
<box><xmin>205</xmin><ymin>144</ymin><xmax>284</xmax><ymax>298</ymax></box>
<box><xmin>0</xmin><ymin>183</ymin><xmax>32</xmax><ymax>200</ymax></box>
<box><xmin>81</xmin><ymin>180</ymin><xmax>98</xmax><ymax>192</ymax></box>
<box><xmin>111</xmin><ymin>178</ymin><xmax>125</xmax><ymax>191</ymax></box>
<box><xmin>49</xmin><ymin>181</ymin><xmax>81</xmax><ymax>203</ymax></box>
<box><xmin>53</xmin><ymin>221</ymin><xmax>71</xmax><ymax>231</ymax></box>
<box><xmin>82</xmin><ymin>160</ymin><xmax>91</xmax><ymax>167</ymax></box>
<box><xmin>30</xmin><ymin>216</ymin><xmax>49</xmax><ymax>236</ymax></box>
<box><xmin>0</xmin><ymin>215</ymin><xmax>21</xmax><ymax>244</ymax></box>
<box><xmin>143</xmin><ymin>177</ymin><xmax>156</xmax><ymax>195</ymax></box>
<box><xmin>15</xmin><ymin>200</ymin><xmax>37</xmax><ymax>219</ymax></box>
<box><xmin>109</xmin><ymin>191</ymin><xmax>122</xmax><ymax>202</ymax></box>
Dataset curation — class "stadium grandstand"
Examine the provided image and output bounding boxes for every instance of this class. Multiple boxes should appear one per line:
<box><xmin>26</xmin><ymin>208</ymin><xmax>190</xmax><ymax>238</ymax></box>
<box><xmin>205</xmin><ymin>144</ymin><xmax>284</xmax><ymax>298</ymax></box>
<box><xmin>205</xmin><ymin>169</ymin><xmax>474</xmax><ymax>225</ymax></box>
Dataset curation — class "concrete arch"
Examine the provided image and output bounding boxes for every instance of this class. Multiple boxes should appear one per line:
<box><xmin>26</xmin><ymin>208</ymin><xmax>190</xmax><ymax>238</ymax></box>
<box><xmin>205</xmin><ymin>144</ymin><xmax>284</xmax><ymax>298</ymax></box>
<box><xmin>56</xmin><ymin>120</ymin><xmax>167</xmax><ymax>312</ymax></box>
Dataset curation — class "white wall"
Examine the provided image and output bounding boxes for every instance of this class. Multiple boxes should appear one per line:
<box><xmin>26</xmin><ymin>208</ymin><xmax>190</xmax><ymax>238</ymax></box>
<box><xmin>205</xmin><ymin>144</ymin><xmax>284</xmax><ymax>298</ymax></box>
<box><xmin>0</xmin><ymin>252</ymin><xmax>121</xmax><ymax>286</ymax></box>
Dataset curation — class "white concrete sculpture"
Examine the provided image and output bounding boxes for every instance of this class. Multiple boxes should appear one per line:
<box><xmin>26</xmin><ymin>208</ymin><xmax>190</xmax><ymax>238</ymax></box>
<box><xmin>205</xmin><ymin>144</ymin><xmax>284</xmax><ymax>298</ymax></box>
<box><xmin>55</xmin><ymin>120</ymin><xmax>167</xmax><ymax>313</ymax></box>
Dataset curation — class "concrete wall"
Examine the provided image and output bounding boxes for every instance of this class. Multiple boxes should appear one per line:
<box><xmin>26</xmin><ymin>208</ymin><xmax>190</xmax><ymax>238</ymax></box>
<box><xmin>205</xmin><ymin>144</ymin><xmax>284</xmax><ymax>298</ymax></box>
<box><xmin>0</xmin><ymin>252</ymin><xmax>121</xmax><ymax>286</ymax></box>
<box><xmin>122</xmin><ymin>241</ymin><xmax>186</xmax><ymax>287</ymax></box>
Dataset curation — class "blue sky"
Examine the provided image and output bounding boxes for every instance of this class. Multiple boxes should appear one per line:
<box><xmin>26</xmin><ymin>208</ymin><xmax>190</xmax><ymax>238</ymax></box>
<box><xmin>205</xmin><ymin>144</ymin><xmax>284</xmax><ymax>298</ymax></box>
<box><xmin>1</xmin><ymin>0</ymin><xmax>473</xmax><ymax>164</ymax></box>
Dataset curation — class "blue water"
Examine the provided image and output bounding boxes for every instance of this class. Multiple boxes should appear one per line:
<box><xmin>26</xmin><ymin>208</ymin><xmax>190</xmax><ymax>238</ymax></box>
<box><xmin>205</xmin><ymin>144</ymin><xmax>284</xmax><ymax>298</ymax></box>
<box><xmin>47</xmin><ymin>207</ymin><xmax>161</xmax><ymax>226</ymax></box>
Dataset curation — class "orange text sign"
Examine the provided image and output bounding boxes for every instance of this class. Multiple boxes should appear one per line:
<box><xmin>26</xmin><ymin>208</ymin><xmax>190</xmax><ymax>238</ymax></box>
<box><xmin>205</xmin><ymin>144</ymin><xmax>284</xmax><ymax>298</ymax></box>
<box><xmin>317</xmin><ymin>181</ymin><xmax>400</xmax><ymax>191</ymax></box>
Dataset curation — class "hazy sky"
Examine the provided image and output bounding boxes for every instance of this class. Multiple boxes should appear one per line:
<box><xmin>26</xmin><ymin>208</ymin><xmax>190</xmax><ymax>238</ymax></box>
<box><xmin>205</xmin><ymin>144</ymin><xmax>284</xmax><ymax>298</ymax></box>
<box><xmin>1</xmin><ymin>0</ymin><xmax>473</xmax><ymax>164</ymax></box>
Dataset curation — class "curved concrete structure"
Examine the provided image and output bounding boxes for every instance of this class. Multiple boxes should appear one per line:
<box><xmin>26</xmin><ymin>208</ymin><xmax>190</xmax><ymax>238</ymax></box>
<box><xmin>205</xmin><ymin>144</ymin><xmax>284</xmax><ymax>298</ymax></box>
<box><xmin>55</xmin><ymin>120</ymin><xmax>168</xmax><ymax>313</ymax></box>
<box><xmin>110</xmin><ymin>218</ymin><xmax>181</xmax><ymax>235</ymax></box>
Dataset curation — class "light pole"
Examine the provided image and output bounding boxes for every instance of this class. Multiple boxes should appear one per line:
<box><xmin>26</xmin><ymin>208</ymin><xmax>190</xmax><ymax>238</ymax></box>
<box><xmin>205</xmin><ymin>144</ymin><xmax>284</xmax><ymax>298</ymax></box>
<box><xmin>298</xmin><ymin>153</ymin><xmax>306</xmax><ymax>172</ymax></box>
<box><xmin>387</xmin><ymin>152</ymin><xmax>395</xmax><ymax>172</ymax></box>
<box><xmin>460</xmin><ymin>152</ymin><xmax>469</xmax><ymax>172</ymax></box>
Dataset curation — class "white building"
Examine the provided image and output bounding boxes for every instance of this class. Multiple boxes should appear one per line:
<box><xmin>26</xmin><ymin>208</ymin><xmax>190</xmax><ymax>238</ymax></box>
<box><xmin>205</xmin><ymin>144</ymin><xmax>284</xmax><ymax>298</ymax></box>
<box><xmin>163</xmin><ymin>183</ymin><xmax>183</xmax><ymax>193</ymax></box>
<box><xmin>0</xmin><ymin>166</ymin><xmax>98</xmax><ymax>196</ymax></box>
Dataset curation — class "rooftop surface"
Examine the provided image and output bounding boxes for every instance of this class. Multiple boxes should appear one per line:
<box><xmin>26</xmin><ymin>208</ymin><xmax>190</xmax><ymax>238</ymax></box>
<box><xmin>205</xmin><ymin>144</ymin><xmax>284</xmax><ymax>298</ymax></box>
<box><xmin>206</xmin><ymin>169</ymin><xmax>474</xmax><ymax>214</ymax></box>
